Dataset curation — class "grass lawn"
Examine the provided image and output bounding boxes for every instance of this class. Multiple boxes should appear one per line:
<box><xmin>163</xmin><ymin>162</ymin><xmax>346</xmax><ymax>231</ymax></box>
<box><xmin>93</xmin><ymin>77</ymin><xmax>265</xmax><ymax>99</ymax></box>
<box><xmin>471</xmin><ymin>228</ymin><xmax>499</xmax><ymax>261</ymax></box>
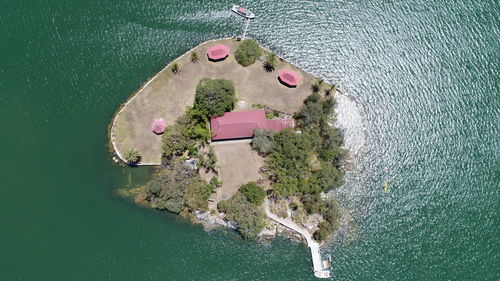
<box><xmin>111</xmin><ymin>38</ymin><xmax>325</xmax><ymax>164</ymax></box>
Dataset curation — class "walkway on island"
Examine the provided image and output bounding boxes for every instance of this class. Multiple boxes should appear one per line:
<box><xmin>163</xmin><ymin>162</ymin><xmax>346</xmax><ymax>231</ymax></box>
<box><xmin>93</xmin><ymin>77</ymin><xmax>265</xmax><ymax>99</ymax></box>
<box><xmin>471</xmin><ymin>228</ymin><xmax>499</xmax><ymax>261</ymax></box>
<box><xmin>264</xmin><ymin>199</ymin><xmax>331</xmax><ymax>278</ymax></box>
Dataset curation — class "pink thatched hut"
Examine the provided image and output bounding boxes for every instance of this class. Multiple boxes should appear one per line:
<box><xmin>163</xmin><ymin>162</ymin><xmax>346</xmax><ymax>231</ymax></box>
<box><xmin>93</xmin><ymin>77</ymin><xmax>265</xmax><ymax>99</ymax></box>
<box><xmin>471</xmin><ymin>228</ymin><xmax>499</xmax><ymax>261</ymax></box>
<box><xmin>207</xmin><ymin>44</ymin><xmax>230</xmax><ymax>61</ymax></box>
<box><xmin>151</xmin><ymin>118</ymin><xmax>166</xmax><ymax>134</ymax></box>
<box><xmin>278</xmin><ymin>69</ymin><xmax>300</xmax><ymax>87</ymax></box>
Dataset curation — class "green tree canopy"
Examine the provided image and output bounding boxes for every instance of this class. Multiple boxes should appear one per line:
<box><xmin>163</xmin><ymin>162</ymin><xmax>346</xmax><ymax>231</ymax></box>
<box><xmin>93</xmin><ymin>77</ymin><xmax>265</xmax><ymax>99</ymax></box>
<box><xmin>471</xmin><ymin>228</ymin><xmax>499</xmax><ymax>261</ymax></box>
<box><xmin>239</xmin><ymin>182</ymin><xmax>266</xmax><ymax>205</ymax></box>
<box><xmin>145</xmin><ymin>159</ymin><xmax>215</xmax><ymax>213</ymax></box>
<box><xmin>235</xmin><ymin>39</ymin><xmax>262</xmax><ymax>67</ymax></box>
<box><xmin>194</xmin><ymin>78</ymin><xmax>235</xmax><ymax>118</ymax></box>
<box><xmin>250</xmin><ymin>129</ymin><xmax>276</xmax><ymax>155</ymax></box>
<box><xmin>217</xmin><ymin>193</ymin><xmax>265</xmax><ymax>239</ymax></box>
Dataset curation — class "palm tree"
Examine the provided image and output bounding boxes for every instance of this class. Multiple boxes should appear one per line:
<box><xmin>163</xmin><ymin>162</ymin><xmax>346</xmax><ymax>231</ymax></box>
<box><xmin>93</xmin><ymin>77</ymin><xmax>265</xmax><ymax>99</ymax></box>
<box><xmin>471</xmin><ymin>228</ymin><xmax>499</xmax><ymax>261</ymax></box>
<box><xmin>324</xmin><ymin>85</ymin><xmax>336</xmax><ymax>96</ymax></box>
<box><xmin>124</xmin><ymin>148</ymin><xmax>141</xmax><ymax>164</ymax></box>
<box><xmin>264</xmin><ymin>53</ymin><xmax>278</xmax><ymax>72</ymax></box>
<box><xmin>311</xmin><ymin>78</ymin><xmax>324</xmax><ymax>93</ymax></box>
<box><xmin>190</xmin><ymin>52</ymin><xmax>199</xmax><ymax>62</ymax></box>
<box><xmin>171</xmin><ymin>63</ymin><xmax>180</xmax><ymax>74</ymax></box>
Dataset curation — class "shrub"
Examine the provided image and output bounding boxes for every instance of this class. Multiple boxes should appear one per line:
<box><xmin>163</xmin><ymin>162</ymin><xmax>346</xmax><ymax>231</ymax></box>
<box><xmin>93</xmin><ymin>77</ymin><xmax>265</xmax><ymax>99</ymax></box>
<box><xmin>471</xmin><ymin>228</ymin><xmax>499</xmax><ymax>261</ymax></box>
<box><xmin>194</xmin><ymin>78</ymin><xmax>235</xmax><ymax>118</ymax></box>
<box><xmin>217</xmin><ymin>200</ymin><xmax>229</xmax><ymax>213</ymax></box>
<box><xmin>209</xmin><ymin>176</ymin><xmax>222</xmax><ymax>190</ymax></box>
<box><xmin>123</xmin><ymin>148</ymin><xmax>141</xmax><ymax>164</ymax></box>
<box><xmin>239</xmin><ymin>182</ymin><xmax>266</xmax><ymax>205</ymax></box>
<box><xmin>251</xmin><ymin>129</ymin><xmax>276</xmax><ymax>155</ymax></box>
<box><xmin>190</xmin><ymin>52</ymin><xmax>199</xmax><ymax>62</ymax></box>
<box><xmin>235</xmin><ymin>39</ymin><xmax>262</xmax><ymax>67</ymax></box>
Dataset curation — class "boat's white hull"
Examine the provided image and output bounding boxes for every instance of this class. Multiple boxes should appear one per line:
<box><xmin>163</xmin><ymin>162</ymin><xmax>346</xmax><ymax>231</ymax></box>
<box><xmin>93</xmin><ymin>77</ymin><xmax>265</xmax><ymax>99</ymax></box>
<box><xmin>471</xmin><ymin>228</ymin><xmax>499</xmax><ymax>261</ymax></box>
<box><xmin>231</xmin><ymin>5</ymin><xmax>255</xmax><ymax>19</ymax></box>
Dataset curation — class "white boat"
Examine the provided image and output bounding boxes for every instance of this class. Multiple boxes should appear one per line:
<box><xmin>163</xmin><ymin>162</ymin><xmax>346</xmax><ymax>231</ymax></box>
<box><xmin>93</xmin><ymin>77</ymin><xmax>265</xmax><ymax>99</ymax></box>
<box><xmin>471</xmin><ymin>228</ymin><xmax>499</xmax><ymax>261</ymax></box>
<box><xmin>231</xmin><ymin>5</ymin><xmax>255</xmax><ymax>19</ymax></box>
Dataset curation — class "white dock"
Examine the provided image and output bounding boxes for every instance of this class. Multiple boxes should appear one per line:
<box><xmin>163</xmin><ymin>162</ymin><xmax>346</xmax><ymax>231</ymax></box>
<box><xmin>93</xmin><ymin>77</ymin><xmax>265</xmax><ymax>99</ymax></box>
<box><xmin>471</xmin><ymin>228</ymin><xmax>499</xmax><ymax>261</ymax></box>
<box><xmin>264</xmin><ymin>199</ymin><xmax>331</xmax><ymax>278</ymax></box>
<box><xmin>242</xmin><ymin>18</ymin><xmax>250</xmax><ymax>39</ymax></box>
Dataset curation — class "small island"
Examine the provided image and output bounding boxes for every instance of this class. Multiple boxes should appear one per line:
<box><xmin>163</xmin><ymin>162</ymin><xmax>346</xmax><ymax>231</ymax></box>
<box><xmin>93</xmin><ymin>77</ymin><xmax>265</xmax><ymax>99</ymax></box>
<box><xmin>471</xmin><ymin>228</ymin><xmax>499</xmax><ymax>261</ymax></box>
<box><xmin>109</xmin><ymin>38</ymin><xmax>347</xmax><ymax>278</ymax></box>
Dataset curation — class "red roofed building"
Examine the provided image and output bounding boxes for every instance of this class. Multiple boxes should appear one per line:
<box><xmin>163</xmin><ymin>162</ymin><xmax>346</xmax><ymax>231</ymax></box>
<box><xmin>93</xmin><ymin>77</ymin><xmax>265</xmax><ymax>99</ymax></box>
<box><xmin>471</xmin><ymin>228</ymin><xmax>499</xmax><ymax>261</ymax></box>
<box><xmin>210</xmin><ymin>109</ymin><xmax>295</xmax><ymax>141</ymax></box>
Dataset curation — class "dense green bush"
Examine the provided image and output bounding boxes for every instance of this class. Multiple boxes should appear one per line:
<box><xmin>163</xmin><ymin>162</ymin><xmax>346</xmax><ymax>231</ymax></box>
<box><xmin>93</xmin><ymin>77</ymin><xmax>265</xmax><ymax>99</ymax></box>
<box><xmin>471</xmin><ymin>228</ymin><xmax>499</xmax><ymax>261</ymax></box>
<box><xmin>194</xmin><ymin>78</ymin><xmax>235</xmax><ymax>118</ymax></box>
<box><xmin>239</xmin><ymin>182</ymin><xmax>266</xmax><ymax>205</ymax></box>
<box><xmin>161</xmin><ymin>110</ymin><xmax>212</xmax><ymax>157</ymax></box>
<box><xmin>264</xmin><ymin>93</ymin><xmax>346</xmax><ymax>192</ymax></box>
<box><xmin>145</xmin><ymin>159</ymin><xmax>216</xmax><ymax>213</ymax></box>
<box><xmin>218</xmin><ymin>193</ymin><xmax>265</xmax><ymax>239</ymax></box>
<box><xmin>250</xmin><ymin>129</ymin><xmax>276</xmax><ymax>155</ymax></box>
<box><xmin>184</xmin><ymin>181</ymin><xmax>213</xmax><ymax>212</ymax></box>
<box><xmin>235</xmin><ymin>39</ymin><xmax>261</xmax><ymax>67</ymax></box>
<box><xmin>312</xmin><ymin>199</ymin><xmax>341</xmax><ymax>242</ymax></box>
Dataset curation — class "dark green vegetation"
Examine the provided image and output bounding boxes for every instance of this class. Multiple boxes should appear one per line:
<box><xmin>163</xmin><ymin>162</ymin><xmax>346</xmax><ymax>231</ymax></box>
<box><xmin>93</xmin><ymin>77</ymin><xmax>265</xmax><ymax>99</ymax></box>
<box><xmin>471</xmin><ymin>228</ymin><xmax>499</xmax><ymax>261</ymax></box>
<box><xmin>145</xmin><ymin>159</ymin><xmax>218</xmax><ymax>213</ymax></box>
<box><xmin>267</xmin><ymin>93</ymin><xmax>345</xmax><ymax>196</ymax></box>
<box><xmin>239</xmin><ymin>182</ymin><xmax>266</xmax><ymax>205</ymax></box>
<box><xmin>146</xmin><ymin>78</ymin><xmax>238</xmax><ymax>218</ymax></box>
<box><xmin>251</xmin><ymin>129</ymin><xmax>276</xmax><ymax>155</ymax></box>
<box><xmin>235</xmin><ymin>39</ymin><xmax>262</xmax><ymax>67</ymax></box>
<box><xmin>161</xmin><ymin>110</ymin><xmax>212</xmax><ymax>158</ymax></box>
<box><xmin>302</xmin><ymin>194</ymin><xmax>341</xmax><ymax>242</ymax></box>
<box><xmin>218</xmin><ymin>183</ymin><xmax>266</xmax><ymax>239</ymax></box>
<box><xmin>162</xmin><ymin>78</ymin><xmax>236</xmax><ymax>159</ymax></box>
<box><xmin>123</xmin><ymin>148</ymin><xmax>141</xmax><ymax>164</ymax></box>
<box><xmin>194</xmin><ymin>78</ymin><xmax>236</xmax><ymax>118</ymax></box>
<box><xmin>252</xmin><ymin>92</ymin><xmax>346</xmax><ymax>241</ymax></box>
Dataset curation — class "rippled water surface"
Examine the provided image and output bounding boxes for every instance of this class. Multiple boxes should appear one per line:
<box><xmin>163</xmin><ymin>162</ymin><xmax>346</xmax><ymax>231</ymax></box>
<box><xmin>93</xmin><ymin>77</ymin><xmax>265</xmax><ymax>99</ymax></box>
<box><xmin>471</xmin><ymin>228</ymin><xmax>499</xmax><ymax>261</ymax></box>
<box><xmin>1</xmin><ymin>0</ymin><xmax>498</xmax><ymax>280</ymax></box>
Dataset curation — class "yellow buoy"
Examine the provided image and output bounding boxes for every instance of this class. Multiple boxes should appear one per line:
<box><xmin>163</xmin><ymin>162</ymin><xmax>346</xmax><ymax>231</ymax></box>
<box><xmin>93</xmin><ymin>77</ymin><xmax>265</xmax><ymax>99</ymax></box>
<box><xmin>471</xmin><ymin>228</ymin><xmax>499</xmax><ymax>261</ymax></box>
<box><xmin>384</xmin><ymin>182</ymin><xmax>389</xmax><ymax>192</ymax></box>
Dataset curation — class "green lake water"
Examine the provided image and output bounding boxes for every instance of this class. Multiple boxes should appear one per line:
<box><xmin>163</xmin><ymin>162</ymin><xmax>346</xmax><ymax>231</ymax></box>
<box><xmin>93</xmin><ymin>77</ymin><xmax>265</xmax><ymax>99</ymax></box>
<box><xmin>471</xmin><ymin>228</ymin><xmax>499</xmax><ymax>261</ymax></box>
<box><xmin>1</xmin><ymin>0</ymin><xmax>498</xmax><ymax>280</ymax></box>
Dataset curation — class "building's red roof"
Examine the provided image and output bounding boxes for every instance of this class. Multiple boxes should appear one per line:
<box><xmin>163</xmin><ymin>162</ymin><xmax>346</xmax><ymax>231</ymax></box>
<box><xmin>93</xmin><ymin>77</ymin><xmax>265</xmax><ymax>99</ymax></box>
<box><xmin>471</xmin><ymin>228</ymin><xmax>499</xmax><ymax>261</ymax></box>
<box><xmin>210</xmin><ymin>109</ymin><xmax>294</xmax><ymax>140</ymax></box>
<box><xmin>207</xmin><ymin>44</ymin><xmax>230</xmax><ymax>61</ymax></box>
<box><xmin>278</xmin><ymin>69</ymin><xmax>300</xmax><ymax>87</ymax></box>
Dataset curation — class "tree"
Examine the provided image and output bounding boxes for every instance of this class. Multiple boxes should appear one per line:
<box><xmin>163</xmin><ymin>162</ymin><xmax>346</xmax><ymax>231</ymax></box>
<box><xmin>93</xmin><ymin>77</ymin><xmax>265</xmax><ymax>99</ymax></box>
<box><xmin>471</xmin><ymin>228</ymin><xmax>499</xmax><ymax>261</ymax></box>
<box><xmin>219</xmin><ymin>193</ymin><xmax>265</xmax><ymax>239</ymax></box>
<box><xmin>239</xmin><ymin>182</ymin><xmax>266</xmax><ymax>205</ymax></box>
<box><xmin>324</xmin><ymin>85</ymin><xmax>336</xmax><ymax>96</ymax></box>
<box><xmin>204</xmin><ymin>146</ymin><xmax>218</xmax><ymax>173</ymax></box>
<box><xmin>145</xmin><ymin>159</ymin><xmax>201</xmax><ymax>213</ymax></box>
<box><xmin>194</xmin><ymin>78</ymin><xmax>235</xmax><ymax>118</ymax></box>
<box><xmin>311</xmin><ymin>78</ymin><xmax>323</xmax><ymax>93</ymax></box>
<box><xmin>190</xmin><ymin>52</ymin><xmax>199</xmax><ymax>62</ymax></box>
<box><xmin>184</xmin><ymin>181</ymin><xmax>212</xmax><ymax>211</ymax></box>
<box><xmin>209</xmin><ymin>176</ymin><xmax>222</xmax><ymax>190</ymax></box>
<box><xmin>251</xmin><ymin>129</ymin><xmax>276</xmax><ymax>155</ymax></box>
<box><xmin>264</xmin><ymin>53</ymin><xmax>278</xmax><ymax>72</ymax></box>
<box><xmin>171</xmin><ymin>63</ymin><xmax>180</xmax><ymax>74</ymax></box>
<box><xmin>161</xmin><ymin>123</ymin><xmax>194</xmax><ymax>156</ymax></box>
<box><xmin>235</xmin><ymin>39</ymin><xmax>262</xmax><ymax>67</ymax></box>
<box><xmin>123</xmin><ymin>148</ymin><xmax>141</xmax><ymax>164</ymax></box>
